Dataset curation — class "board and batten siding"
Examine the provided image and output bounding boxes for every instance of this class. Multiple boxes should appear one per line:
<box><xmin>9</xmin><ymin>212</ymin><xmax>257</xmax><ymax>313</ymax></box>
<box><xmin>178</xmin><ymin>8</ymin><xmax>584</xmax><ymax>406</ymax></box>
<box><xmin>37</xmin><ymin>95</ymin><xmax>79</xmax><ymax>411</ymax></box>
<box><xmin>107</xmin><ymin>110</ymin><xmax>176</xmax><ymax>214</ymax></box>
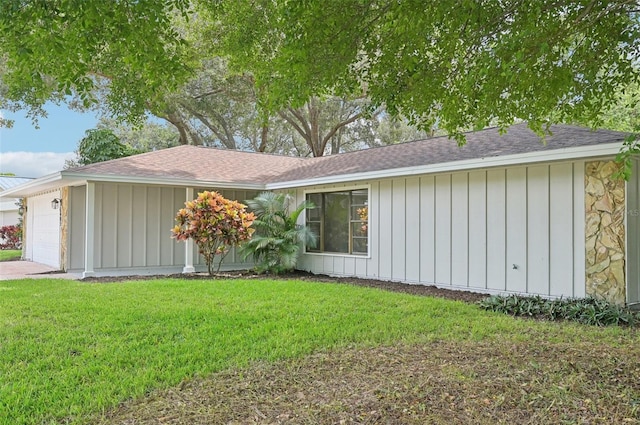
<box><xmin>295</xmin><ymin>161</ymin><xmax>587</xmax><ymax>298</ymax></box>
<box><xmin>67</xmin><ymin>183</ymin><xmax>258</xmax><ymax>274</ymax></box>
<box><xmin>628</xmin><ymin>158</ymin><xmax>640</xmax><ymax>305</ymax></box>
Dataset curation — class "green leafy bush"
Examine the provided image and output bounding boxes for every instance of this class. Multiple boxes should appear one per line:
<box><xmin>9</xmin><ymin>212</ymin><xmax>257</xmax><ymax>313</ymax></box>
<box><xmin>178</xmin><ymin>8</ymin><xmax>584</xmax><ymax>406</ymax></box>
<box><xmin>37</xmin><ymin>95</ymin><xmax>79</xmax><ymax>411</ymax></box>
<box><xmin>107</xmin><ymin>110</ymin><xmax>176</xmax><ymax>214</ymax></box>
<box><xmin>240</xmin><ymin>192</ymin><xmax>317</xmax><ymax>274</ymax></box>
<box><xmin>478</xmin><ymin>294</ymin><xmax>639</xmax><ymax>327</ymax></box>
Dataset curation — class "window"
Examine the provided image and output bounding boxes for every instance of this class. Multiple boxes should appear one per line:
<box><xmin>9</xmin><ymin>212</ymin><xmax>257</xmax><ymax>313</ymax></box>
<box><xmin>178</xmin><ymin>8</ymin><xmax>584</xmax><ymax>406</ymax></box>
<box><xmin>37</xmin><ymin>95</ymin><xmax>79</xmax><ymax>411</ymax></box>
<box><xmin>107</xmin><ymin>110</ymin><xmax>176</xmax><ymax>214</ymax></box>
<box><xmin>306</xmin><ymin>189</ymin><xmax>368</xmax><ymax>255</ymax></box>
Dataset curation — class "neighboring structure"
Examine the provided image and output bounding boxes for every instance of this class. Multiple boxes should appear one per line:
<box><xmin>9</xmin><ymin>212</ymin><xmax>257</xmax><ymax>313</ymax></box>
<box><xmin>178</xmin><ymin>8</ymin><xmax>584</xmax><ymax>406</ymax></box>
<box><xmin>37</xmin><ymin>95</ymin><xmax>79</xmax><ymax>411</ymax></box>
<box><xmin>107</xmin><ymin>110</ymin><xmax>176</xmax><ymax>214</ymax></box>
<box><xmin>0</xmin><ymin>176</ymin><xmax>32</xmax><ymax>227</ymax></box>
<box><xmin>1</xmin><ymin>124</ymin><xmax>638</xmax><ymax>306</ymax></box>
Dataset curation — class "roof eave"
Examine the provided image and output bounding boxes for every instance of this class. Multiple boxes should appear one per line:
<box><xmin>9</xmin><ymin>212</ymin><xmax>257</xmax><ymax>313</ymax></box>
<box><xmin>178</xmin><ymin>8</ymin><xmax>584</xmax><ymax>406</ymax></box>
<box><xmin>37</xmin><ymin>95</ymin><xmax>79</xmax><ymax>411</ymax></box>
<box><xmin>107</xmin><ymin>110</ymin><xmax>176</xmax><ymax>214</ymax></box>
<box><xmin>60</xmin><ymin>172</ymin><xmax>267</xmax><ymax>191</ymax></box>
<box><xmin>0</xmin><ymin>172</ymin><xmax>65</xmax><ymax>198</ymax></box>
<box><xmin>266</xmin><ymin>142</ymin><xmax>624</xmax><ymax>190</ymax></box>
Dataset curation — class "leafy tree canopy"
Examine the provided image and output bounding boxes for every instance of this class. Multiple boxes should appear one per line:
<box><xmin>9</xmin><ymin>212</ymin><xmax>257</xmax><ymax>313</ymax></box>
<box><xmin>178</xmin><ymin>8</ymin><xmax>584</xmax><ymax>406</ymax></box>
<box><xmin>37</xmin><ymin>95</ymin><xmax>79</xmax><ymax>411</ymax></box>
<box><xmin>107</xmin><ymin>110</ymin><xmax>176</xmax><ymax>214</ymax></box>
<box><xmin>215</xmin><ymin>1</ymin><xmax>640</xmax><ymax>141</ymax></box>
<box><xmin>1</xmin><ymin>1</ymin><xmax>639</xmax><ymax>144</ymax></box>
<box><xmin>0</xmin><ymin>0</ymin><xmax>192</xmax><ymax>123</ymax></box>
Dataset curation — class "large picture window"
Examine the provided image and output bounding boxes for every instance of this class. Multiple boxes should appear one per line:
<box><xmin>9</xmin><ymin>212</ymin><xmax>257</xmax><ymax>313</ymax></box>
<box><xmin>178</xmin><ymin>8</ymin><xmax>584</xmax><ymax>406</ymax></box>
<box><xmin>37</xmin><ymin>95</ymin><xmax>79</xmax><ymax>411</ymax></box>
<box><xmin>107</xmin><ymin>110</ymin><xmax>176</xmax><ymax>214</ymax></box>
<box><xmin>306</xmin><ymin>189</ymin><xmax>368</xmax><ymax>255</ymax></box>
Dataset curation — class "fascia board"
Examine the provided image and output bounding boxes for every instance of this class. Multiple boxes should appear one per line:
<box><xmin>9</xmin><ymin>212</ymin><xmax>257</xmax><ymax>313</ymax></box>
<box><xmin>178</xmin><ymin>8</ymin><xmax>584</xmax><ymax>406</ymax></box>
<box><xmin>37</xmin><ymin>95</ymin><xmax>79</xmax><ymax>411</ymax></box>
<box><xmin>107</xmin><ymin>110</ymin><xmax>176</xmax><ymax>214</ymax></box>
<box><xmin>266</xmin><ymin>142</ymin><xmax>623</xmax><ymax>190</ymax></box>
<box><xmin>0</xmin><ymin>172</ymin><xmax>65</xmax><ymax>198</ymax></box>
<box><xmin>61</xmin><ymin>172</ymin><xmax>267</xmax><ymax>191</ymax></box>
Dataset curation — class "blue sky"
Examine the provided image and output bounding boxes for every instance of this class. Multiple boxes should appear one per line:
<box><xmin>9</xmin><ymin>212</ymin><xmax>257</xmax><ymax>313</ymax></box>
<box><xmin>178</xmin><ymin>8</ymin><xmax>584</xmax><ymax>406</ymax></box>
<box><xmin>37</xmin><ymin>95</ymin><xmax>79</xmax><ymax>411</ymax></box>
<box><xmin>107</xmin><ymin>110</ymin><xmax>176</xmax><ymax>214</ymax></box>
<box><xmin>0</xmin><ymin>104</ymin><xmax>100</xmax><ymax>177</ymax></box>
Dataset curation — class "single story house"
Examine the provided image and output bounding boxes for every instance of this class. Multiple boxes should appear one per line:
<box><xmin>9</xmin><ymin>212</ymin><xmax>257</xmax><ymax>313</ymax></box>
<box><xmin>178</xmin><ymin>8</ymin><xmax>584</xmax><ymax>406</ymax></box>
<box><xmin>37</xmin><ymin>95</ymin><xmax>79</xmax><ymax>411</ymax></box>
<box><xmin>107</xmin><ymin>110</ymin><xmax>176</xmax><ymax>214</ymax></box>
<box><xmin>2</xmin><ymin>124</ymin><xmax>639</xmax><ymax>306</ymax></box>
<box><xmin>0</xmin><ymin>176</ymin><xmax>32</xmax><ymax>228</ymax></box>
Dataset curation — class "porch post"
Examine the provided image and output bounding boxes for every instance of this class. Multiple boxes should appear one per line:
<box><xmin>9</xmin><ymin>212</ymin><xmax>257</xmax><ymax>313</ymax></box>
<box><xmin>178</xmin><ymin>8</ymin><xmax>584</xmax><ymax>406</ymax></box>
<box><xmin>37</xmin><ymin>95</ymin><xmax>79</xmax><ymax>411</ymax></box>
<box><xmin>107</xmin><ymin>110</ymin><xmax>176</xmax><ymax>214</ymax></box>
<box><xmin>83</xmin><ymin>181</ymin><xmax>96</xmax><ymax>278</ymax></box>
<box><xmin>182</xmin><ymin>187</ymin><xmax>195</xmax><ymax>273</ymax></box>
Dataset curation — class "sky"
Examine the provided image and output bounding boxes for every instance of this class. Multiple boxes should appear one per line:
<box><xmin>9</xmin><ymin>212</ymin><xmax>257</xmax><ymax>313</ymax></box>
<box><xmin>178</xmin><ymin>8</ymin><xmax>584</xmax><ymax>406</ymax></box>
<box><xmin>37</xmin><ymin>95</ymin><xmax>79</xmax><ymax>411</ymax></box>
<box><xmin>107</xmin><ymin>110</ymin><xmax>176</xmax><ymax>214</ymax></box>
<box><xmin>0</xmin><ymin>104</ymin><xmax>100</xmax><ymax>178</ymax></box>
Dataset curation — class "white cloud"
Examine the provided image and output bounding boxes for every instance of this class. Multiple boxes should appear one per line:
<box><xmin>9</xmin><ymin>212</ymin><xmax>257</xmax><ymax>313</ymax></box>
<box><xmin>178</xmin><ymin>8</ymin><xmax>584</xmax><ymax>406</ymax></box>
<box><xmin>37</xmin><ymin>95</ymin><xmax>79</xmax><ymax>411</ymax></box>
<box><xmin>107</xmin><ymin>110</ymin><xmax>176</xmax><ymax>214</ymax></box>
<box><xmin>0</xmin><ymin>151</ymin><xmax>76</xmax><ymax>178</ymax></box>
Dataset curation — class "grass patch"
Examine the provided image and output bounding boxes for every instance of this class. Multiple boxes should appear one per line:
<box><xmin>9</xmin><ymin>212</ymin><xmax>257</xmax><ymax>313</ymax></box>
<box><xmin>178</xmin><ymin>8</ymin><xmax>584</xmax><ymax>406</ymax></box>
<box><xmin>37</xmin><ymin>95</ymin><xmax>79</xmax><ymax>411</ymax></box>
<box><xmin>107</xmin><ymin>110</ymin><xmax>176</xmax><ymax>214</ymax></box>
<box><xmin>0</xmin><ymin>278</ymin><xmax>638</xmax><ymax>424</ymax></box>
<box><xmin>0</xmin><ymin>249</ymin><xmax>21</xmax><ymax>261</ymax></box>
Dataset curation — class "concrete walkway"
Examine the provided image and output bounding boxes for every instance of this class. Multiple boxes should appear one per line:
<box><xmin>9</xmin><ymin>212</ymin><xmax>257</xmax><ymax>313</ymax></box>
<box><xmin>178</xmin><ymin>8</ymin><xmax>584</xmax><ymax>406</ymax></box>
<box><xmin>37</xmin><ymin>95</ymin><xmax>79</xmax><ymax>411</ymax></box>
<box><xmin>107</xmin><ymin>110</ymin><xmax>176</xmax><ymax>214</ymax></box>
<box><xmin>0</xmin><ymin>261</ymin><xmax>80</xmax><ymax>280</ymax></box>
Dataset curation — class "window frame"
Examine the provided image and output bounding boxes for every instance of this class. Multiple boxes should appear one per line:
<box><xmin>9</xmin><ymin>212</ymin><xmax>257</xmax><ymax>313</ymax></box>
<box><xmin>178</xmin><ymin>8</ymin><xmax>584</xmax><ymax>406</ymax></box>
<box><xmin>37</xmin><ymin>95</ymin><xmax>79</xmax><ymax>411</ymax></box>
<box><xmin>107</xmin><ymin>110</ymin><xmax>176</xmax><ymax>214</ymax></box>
<box><xmin>304</xmin><ymin>185</ymin><xmax>371</xmax><ymax>258</ymax></box>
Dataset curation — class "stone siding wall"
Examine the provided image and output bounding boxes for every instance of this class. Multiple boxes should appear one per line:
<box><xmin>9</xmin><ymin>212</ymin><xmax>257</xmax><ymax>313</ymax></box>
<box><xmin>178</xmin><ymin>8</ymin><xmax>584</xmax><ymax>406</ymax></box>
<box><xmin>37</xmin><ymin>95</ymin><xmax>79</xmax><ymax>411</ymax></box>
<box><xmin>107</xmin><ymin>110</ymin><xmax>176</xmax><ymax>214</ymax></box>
<box><xmin>60</xmin><ymin>186</ymin><xmax>69</xmax><ymax>271</ymax></box>
<box><xmin>585</xmin><ymin>161</ymin><xmax>626</xmax><ymax>305</ymax></box>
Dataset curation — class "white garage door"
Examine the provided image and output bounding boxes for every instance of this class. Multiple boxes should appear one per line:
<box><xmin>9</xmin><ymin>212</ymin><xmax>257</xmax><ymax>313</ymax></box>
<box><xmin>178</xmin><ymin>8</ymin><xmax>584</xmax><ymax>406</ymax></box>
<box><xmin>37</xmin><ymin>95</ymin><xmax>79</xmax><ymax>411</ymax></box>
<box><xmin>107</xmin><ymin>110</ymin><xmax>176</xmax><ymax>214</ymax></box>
<box><xmin>26</xmin><ymin>191</ymin><xmax>61</xmax><ymax>269</ymax></box>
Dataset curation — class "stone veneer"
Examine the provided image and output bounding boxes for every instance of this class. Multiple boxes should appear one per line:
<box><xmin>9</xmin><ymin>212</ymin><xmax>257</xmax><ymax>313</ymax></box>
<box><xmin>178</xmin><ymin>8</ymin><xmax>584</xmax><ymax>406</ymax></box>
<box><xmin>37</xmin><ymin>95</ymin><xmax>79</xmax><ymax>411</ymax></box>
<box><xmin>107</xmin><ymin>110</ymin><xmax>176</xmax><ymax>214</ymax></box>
<box><xmin>585</xmin><ymin>161</ymin><xmax>626</xmax><ymax>305</ymax></box>
<box><xmin>60</xmin><ymin>187</ymin><xmax>69</xmax><ymax>271</ymax></box>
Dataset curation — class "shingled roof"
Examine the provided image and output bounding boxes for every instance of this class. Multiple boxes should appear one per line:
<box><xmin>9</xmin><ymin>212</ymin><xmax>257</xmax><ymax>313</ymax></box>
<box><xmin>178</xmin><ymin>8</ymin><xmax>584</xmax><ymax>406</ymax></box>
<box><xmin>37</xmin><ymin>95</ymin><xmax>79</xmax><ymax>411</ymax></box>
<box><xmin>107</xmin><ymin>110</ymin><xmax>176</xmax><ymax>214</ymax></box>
<box><xmin>270</xmin><ymin>123</ymin><xmax>627</xmax><ymax>183</ymax></box>
<box><xmin>61</xmin><ymin>123</ymin><xmax>626</xmax><ymax>186</ymax></box>
<box><xmin>64</xmin><ymin>145</ymin><xmax>307</xmax><ymax>185</ymax></box>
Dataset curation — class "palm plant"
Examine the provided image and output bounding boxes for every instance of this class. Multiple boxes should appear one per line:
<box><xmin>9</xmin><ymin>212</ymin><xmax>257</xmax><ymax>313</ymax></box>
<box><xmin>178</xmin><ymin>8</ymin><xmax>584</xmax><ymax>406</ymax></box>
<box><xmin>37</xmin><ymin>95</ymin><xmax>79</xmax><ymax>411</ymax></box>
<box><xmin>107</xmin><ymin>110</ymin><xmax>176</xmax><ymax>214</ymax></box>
<box><xmin>240</xmin><ymin>192</ymin><xmax>317</xmax><ymax>274</ymax></box>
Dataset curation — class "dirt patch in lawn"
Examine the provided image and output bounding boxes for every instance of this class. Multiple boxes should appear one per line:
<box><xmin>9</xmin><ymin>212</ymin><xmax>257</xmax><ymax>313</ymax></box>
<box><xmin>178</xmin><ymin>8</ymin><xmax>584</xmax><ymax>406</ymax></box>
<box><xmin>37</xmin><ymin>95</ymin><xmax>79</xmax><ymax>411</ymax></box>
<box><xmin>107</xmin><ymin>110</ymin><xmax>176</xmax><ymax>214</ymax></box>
<box><xmin>81</xmin><ymin>270</ymin><xmax>489</xmax><ymax>304</ymax></box>
<box><xmin>96</xmin><ymin>340</ymin><xmax>640</xmax><ymax>424</ymax></box>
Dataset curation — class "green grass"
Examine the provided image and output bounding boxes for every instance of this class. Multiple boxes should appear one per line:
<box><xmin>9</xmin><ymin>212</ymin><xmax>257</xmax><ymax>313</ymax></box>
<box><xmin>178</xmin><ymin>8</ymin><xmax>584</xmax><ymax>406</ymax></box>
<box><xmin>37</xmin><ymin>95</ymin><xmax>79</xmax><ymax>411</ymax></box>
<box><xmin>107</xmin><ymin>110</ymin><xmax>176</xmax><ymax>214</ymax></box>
<box><xmin>0</xmin><ymin>278</ymin><xmax>637</xmax><ymax>424</ymax></box>
<box><xmin>0</xmin><ymin>249</ymin><xmax>21</xmax><ymax>261</ymax></box>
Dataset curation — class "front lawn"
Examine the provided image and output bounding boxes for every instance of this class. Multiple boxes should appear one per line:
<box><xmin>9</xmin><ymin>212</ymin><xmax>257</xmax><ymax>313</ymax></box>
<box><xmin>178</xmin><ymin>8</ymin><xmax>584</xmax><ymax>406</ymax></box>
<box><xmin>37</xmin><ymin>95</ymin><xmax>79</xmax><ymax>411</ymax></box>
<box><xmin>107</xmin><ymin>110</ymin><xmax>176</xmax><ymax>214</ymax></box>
<box><xmin>0</xmin><ymin>249</ymin><xmax>21</xmax><ymax>262</ymax></box>
<box><xmin>1</xmin><ymin>278</ymin><xmax>638</xmax><ymax>424</ymax></box>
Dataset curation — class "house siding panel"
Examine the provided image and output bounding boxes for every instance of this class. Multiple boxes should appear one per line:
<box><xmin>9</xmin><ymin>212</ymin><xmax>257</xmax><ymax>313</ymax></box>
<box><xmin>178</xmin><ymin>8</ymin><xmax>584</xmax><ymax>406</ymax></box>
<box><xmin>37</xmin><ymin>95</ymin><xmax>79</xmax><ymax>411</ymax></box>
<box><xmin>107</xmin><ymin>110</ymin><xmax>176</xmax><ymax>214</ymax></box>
<box><xmin>506</xmin><ymin>167</ymin><xmax>527</xmax><ymax>293</ymax></box>
<box><xmin>468</xmin><ymin>171</ymin><xmax>487</xmax><ymax>288</ymax></box>
<box><xmin>549</xmin><ymin>163</ymin><xmax>575</xmax><ymax>296</ymax></box>
<box><xmin>527</xmin><ymin>165</ymin><xmax>550</xmax><ymax>295</ymax></box>
<box><xmin>435</xmin><ymin>175</ymin><xmax>452</xmax><ymax>285</ymax></box>
<box><xmin>116</xmin><ymin>185</ymin><xmax>133</xmax><ymax>267</ymax></box>
<box><xmin>99</xmin><ymin>184</ymin><xmax>117</xmax><ymax>269</ymax></box>
<box><xmin>131</xmin><ymin>186</ymin><xmax>147</xmax><ymax>267</ymax></box>
<box><xmin>391</xmin><ymin>178</ymin><xmax>406</xmax><ymax>281</ymax></box>
<box><xmin>451</xmin><ymin>173</ymin><xmax>469</xmax><ymax>286</ymax></box>
<box><xmin>378</xmin><ymin>180</ymin><xmax>393</xmax><ymax>279</ymax></box>
<box><xmin>298</xmin><ymin>159</ymin><xmax>587</xmax><ymax>300</ymax></box>
<box><xmin>486</xmin><ymin>170</ymin><xmax>507</xmax><ymax>291</ymax></box>
<box><xmin>419</xmin><ymin>176</ymin><xmax>436</xmax><ymax>283</ymax></box>
<box><xmin>405</xmin><ymin>177</ymin><xmax>421</xmax><ymax>282</ymax></box>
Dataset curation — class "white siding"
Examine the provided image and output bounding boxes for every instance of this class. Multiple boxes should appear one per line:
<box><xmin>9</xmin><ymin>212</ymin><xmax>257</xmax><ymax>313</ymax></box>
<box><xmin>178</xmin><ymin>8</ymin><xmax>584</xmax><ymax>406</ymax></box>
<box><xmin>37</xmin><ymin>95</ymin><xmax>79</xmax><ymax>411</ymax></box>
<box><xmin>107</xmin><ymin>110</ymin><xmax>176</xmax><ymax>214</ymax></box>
<box><xmin>299</xmin><ymin>160</ymin><xmax>588</xmax><ymax>299</ymax></box>
<box><xmin>25</xmin><ymin>189</ymin><xmax>62</xmax><ymax>268</ymax></box>
<box><xmin>68</xmin><ymin>184</ymin><xmax>257</xmax><ymax>275</ymax></box>
<box><xmin>468</xmin><ymin>171</ymin><xmax>487</xmax><ymax>288</ymax></box>
<box><xmin>405</xmin><ymin>177</ymin><xmax>421</xmax><ymax>282</ymax></box>
<box><xmin>486</xmin><ymin>169</ymin><xmax>506</xmax><ymax>290</ymax></box>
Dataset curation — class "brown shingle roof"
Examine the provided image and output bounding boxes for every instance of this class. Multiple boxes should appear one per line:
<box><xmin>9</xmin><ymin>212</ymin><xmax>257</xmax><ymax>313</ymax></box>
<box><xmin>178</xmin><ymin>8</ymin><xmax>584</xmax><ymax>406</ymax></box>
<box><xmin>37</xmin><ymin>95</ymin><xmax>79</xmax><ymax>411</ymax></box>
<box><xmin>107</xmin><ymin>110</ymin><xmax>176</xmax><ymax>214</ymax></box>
<box><xmin>65</xmin><ymin>145</ymin><xmax>307</xmax><ymax>185</ymax></box>
<box><xmin>64</xmin><ymin>124</ymin><xmax>627</xmax><ymax>186</ymax></box>
<box><xmin>271</xmin><ymin>123</ymin><xmax>627</xmax><ymax>183</ymax></box>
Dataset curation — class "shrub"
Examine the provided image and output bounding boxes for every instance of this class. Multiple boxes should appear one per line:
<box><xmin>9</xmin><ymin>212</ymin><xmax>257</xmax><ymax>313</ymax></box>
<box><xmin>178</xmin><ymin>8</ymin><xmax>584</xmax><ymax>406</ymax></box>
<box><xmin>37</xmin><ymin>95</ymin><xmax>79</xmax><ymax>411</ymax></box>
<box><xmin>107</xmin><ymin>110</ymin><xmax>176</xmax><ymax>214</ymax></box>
<box><xmin>478</xmin><ymin>294</ymin><xmax>639</xmax><ymax>327</ymax></box>
<box><xmin>0</xmin><ymin>225</ymin><xmax>21</xmax><ymax>250</ymax></box>
<box><xmin>239</xmin><ymin>192</ymin><xmax>317</xmax><ymax>274</ymax></box>
<box><xmin>172</xmin><ymin>191</ymin><xmax>255</xmax><ymax>275</ymax></box>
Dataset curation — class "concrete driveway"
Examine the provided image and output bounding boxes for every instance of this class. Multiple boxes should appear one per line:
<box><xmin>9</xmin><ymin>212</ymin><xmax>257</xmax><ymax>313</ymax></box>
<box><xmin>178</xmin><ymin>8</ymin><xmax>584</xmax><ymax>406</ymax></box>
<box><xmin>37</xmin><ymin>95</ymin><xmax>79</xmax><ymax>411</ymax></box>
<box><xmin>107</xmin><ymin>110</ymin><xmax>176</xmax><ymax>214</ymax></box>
<box><xmin>0</xmin><ymin>261</ymin><xmax>80</xmax><ymax>280</ymax></box>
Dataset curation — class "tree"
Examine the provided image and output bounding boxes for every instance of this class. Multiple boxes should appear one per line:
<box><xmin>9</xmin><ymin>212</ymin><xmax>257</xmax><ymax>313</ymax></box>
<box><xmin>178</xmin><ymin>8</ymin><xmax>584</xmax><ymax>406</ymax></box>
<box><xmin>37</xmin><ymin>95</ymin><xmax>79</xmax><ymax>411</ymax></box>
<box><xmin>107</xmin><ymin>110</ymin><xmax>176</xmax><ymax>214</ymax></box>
<box><xmin>172</xmin><ymin>191</ymin><xmax>255</xmax><ymax>275</ymax></box>
<box><xmin>96</xmin><ymin>117</ymin><xmax>180</xmax><ymax>153</ymax></box>
<box><xmin>215</xmin><ymin>1</ymin><xmax>640</xmax><ymax>142</ymax></box>
<box><xmin>239</xmin><ymin>192</ymin><xmax>317</xmax><ymax>274</ymax></box>
<box><xmin>65</xmin><ymin>129</ymin><xmax>139</xmax><ymax>168</ymax></box>
<box><xmin>3</xmin><ymin>1</ymin><xmax>639</xmax><ymax>149</ymax></box>
<box><xmin>0</xmin><ymin>0</ymin><xmax>192</xmax><ymax>125</ymax></box>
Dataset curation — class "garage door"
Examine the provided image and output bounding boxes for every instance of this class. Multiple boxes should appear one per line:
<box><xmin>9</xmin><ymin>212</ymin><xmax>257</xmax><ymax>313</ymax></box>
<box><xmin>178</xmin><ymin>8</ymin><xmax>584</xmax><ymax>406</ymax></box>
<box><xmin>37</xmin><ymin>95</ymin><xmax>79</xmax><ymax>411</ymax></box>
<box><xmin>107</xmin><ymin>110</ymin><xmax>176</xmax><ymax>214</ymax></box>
<box><xmin>26</xmin><ymin>191</ymin><xmax>61</xmax><ymax>269</ymax></box>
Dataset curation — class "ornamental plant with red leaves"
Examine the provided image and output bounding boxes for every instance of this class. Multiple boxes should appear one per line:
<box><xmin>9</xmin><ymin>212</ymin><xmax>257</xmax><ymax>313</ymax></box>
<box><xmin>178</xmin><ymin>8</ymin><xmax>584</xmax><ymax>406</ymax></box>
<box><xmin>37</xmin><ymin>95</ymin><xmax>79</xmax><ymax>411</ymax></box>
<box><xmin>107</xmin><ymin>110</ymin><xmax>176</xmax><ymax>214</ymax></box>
<box><xmin>0</xmin><ymin>225</ymin><xmax>21</xmax><ymax>250</ymax></box>
<box><xmin>172</xmin><ymin>191</ymin><xmax>255</xmax><ymax>275</ymax></box>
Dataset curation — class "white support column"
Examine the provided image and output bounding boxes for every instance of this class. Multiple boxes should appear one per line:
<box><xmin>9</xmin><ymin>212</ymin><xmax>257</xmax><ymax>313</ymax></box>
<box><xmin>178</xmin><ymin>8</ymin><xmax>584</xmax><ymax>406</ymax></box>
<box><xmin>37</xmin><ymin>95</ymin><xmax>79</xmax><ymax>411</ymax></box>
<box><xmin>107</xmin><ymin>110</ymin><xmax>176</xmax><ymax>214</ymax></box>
<box><xmin>83</xmin><ymin>182</ymin><xmax>96</xmax><ymax>278</ymax></box>
<box><xmin>182</xmin><ymin>187</ymin><xmax>195</xmax><ymax>273</ymax></box>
